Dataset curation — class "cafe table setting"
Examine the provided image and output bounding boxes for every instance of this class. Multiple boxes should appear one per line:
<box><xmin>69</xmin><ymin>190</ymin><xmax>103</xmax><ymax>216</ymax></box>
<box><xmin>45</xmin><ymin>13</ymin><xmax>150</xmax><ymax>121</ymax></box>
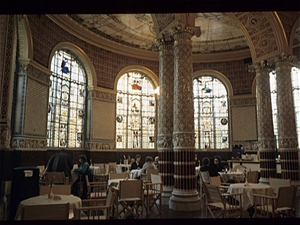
<box><xmin>14</xmin><ymin>193</ymin><xmax>82</xmax><ymax>220</ymax></box>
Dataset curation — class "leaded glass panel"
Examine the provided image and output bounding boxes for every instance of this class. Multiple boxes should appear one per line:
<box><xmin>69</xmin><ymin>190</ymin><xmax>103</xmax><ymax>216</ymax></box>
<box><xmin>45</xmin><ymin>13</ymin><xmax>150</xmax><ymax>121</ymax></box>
<box><xmin>193</xmin><ymin>76</ymin><xmax>229</xmax><ymax>149</ymax></box>
<box><xmin>47</xmin><ymin>50</ymin><xmax>86</xmax><ymax>148</ymax></box>
<box><xmin>116</xmin><ymin>72</ymin><xmax>156</xmax><ymax>149</ymax></box>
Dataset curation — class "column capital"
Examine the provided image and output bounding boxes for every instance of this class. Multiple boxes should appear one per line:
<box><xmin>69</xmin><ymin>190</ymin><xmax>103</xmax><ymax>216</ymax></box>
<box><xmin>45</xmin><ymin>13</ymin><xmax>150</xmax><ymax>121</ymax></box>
<box><xmin>172</xmin><ymin>23</ymin><xmax>201</xmax><ymax>38</ymax></box>
<box><xmin>274</xmin><ymin>52</ymin><xmax>293</xmax><ymax>63</ymax></box>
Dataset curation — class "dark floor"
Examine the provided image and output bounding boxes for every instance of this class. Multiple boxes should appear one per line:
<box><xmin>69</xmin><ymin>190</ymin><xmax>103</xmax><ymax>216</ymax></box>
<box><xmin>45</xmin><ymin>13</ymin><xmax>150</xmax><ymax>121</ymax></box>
<box><xmin>144</xmin><ymin>192</ymin><xmax>300</xmax><ymax>220</ymax></box>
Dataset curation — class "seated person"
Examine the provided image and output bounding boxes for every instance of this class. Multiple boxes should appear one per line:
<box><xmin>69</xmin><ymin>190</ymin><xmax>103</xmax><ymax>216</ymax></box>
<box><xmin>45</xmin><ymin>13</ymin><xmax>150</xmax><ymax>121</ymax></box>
<box><xmin>71</xmin><ymin>154</ymin><xmax>92</xmax><ymax>198</ymax></box>
<box><xmin>211</xmin><ymin>155</ymin><xmax>225</xmax><ymax>176</ymax></box>
<box><xmin>130</xmin><ymin>154</ymin><xmax>143</xmax><ymax>170</ymax></box>
<box><xmin>154</xmin><ymin>156</ymin><xmax>159</xmax><ymax>169</ymax></box>
<box><xmin>200</xmin><ymin>157</ymin><xmax>217</xmax><ymax>177</ymax></box>
<box><xmin>127</xmin><ymin>154</ymin><xmax>135</xmax><ymax>165</ymax></box>
<box><xmin>140</xmin><ymin>156</ymin><xmax>157</xmax><ymax>175</ymax></box>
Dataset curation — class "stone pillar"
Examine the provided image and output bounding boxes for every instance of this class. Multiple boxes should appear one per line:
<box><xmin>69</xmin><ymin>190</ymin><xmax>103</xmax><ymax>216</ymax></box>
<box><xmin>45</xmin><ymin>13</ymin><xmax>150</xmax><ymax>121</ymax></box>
<box><xmin>275</xmin><ymin>53</ymin><xmax>299</xmax><ymax>183</ymax></box>
<box><xmin>255</xmin><ymin>61</ymin><xmax>277</xmax><ymax>183</ymax></box>
<box><xmin>169</xmin><ymin>25</ymin><xmax>201</xmax><ymax>211</ymax></box>
<box><xmin>157</xmin><ymin>38</ymin><xmax>174</xmax><ymax>205</ymax></box>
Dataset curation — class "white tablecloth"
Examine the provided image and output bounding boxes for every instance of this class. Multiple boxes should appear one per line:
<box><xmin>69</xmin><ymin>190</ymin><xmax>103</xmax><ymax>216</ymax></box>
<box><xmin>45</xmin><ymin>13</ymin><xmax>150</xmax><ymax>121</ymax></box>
<box><xmin>129</xmin><ymin>169</ymin><xmax>141</xmax><ymax>179</ymax></box>
<box><xmin>15</xmin><ymin>194</ymin><xmax>82</xmax><ymax>220</ymax></box>
<box><xmin>228</xmin><ymin>183</ymin><xmax>273</xmax><ymax>210</ymax></box>
<box><xmin>218</xmin><ymin>171</ymin><xmax>245</xmax><ymax>182</ymax></box>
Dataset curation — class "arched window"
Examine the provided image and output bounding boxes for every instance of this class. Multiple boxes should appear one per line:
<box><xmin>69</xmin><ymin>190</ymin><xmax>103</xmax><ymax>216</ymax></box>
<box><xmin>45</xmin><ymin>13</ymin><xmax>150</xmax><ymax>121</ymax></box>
<box><xmin>270</xmin><ymin>66</ymin><xmax>300</xmax><ymax>148</ymax></box>
<box><xmin>193</xmin><ymin>75</ymin><xmax>229</xmax><ymax>149</ymax></box>
<box><xmin>116</xmin><ymin>71</ymin><xmax>156</xmax><ymax>149</ymax></box>
<box><xmin>47</xmin><ymin>50</ymin><xmax>87</xmax><ymax>148</ymax></box>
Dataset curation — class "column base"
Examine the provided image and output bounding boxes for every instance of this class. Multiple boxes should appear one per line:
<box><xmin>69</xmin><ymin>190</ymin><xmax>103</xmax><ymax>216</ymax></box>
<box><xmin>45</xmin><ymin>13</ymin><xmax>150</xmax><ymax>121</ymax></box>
<box><xmin>161</xmin><ymin>186</ymin><xmax>173</xmax><ymax>205</ymax></box>
<box><xmin>169</xmin><ymin>190</ymin><xmax>201</xmax><ymax>211</ymax></box>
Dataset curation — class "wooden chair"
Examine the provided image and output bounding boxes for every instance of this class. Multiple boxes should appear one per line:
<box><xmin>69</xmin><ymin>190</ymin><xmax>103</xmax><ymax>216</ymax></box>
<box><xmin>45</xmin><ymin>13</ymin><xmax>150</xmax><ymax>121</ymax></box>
<box><xmin>202</xmin><ymin>183</ymin><xmax>243</xmax><ymax>218</ymax></box>
<box><xmin>85</xmin><ymin>175</ymin><xmax>109</xmax><ymax>199</ymax></box>
<box><xmin>144</xmin><ymin>174</ymin><xmax>163</xmax><ymax>215</ymax></box>
<box><xmin>253</xmin><ymin>185</ymin><xmax>297</xmax><ymax>218</ymax></box>
<box><xmin>78</xmin><ymin>187</ymin><xmax>117</xmax><ymax>220</ymax></box>
<box><xmin>106</xmin><ymin>162</ymin><xmax>117</xmax><ymax>174</ymax></box>
<box><xmin>143</xmin><ymin>168</ymin><xmax>159</xmax><ymax>182</ymax></box>
<box><xmin>247</xmin><ymin>171</ymin><xmax>259</xmax><ymax>183</ymax></box>
<box><xmin>209</xmin><ymin>176</ymin><xmax>230</xmax><ymax>193</ymax></box>
<box><xmin>269</xmin><ymin>178</ymin><xmax>291</xmax><ymax>197</ymax></box>
<box><xmin>109</xmin><ymin>172</ymin><xmax>127</xmax><ymax>180</ymax></box>
<box><xmin>21</xmin><ymin>203</ymin><xmax>70</xmax><ymax>220</ymax></box>
<box><xmin>233</xmin><ymin>164</ymin><xmax>246</xmax><ymax>172</ymax></box>
<box><xmin>199</xmin><ymin>171</ymin><xmax>210</xmax><ymax>199</ymax></box>
<box><xmin>93</xmin><ymin>174</ymin><xmax>109</xmax><ymax>183</ymax></box>
<box><xmin>45</xmin><ymin>172</ymin><xmax>69</xmax><ymax>185</ymax></box>
<box><xmin>40</xmin><ymin>184</ymin><xmax>71</xmax><ymax>195</ymax></box>
<box><xmin>93</xmin><ymin>163</ymin><xmax>106</xmax><ymax>175</ymax></box>
<box><xmin>117</xmin><ymin>179</ymin><xmax>144</xmax><ymax>219</ymax></box>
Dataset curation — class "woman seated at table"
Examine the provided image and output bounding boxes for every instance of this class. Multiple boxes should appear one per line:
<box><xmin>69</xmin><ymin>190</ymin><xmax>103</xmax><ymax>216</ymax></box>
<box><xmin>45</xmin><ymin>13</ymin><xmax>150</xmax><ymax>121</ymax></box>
<box><xmin>127</xmin><ymin>154</ymin><xmax>135</xmax><ymax>165</ymax></box>
<box><xmin>211</xmin><ymin>155</ymin><xmax>225</xmax><ymax>176</ymax></box>
<box><xmin>130</xmin><ymin>154</ymin><xmax>143</xmax><ymax>170</ymax></box>
<box><xmin>140</xmin><ymin>156</ymin><xmax>157</xmax><ymax>176</ymax></box>
<box><xmin>200</xmin><ymin>157</ymin><xmax>217</xmax><ymax>176</ymax></box>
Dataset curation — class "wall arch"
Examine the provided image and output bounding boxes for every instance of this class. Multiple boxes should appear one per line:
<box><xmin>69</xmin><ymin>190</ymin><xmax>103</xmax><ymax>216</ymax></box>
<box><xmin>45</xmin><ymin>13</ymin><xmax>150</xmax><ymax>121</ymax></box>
<box><xmin>289</xmin><ymin>16</ymin><xmax>300</xmax><ymax>54</ymax></box>
<box><xmin>17</xmin><ymin>16</ymin><xmax>33</xmax><ymax>60</ymax></box>
<box><xmin>48</xmin><ymin>42</ymin><xmax>96</xmax><ymax>89</ymax></box>
<box><xmin>114</xmin><ymin>65</ymin><xmax>159</xmax><ymax>91</ymax></box>
<box><xmin>227</xmin><ymin>12</ymin><xmax>289</xmax><ymax>63</ymax></box>
<box><xmin>193</xmin><ymin>69</ymin><xmax>234</xmax><ymax>97</ymax></box>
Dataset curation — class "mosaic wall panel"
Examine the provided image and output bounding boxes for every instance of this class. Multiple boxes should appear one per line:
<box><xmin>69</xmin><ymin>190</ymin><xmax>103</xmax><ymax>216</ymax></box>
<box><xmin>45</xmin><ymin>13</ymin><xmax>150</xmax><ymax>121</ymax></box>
<box><xmin>27</xmin><ymin>15</ymin><xmax>159</xmax><ymax>90</ymax></box>
<box><xmin>193</xmin><ymin>60</ymin><xmax>256</xmax><ymax>95</ymax></box>
<box><xmin>23</xmin><ymin>76</ymin><xmax>48</xmax><ymax>137</ymax></box>
<box><xmin>92</xmin><ymin>100</ymin><xmax>115</xmax><ymax>140</ymax></box>
<box><xmin>232</xmin><ymin>106</ymin><xmax>257</xmax><ymax>141</ymax></box>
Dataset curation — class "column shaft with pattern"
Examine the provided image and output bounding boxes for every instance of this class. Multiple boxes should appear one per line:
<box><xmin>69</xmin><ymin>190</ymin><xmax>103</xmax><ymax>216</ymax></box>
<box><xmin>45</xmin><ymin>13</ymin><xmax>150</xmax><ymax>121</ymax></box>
<box><xmin>275</xmin><ymin>55</ymin><xmax>299</xmax><ymax>182</ymax></box>
<box><xmin>157</xmin><ymin>40</ymin><xmax>174</xmax><ymax>203</ymax></box>
<box><xmin>255</xmin><ymin>64</ymin><xmax>276</xmax><ymax>183</ymax></box>
<box><xmin>169</xmin><ymin>28</ymin><xmax>200</xmax><ymax>211</ymax></box>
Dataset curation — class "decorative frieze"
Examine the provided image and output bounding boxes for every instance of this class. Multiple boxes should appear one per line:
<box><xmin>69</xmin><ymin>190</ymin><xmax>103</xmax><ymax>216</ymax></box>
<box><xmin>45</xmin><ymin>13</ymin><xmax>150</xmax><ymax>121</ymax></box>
<box><xmin>92</xmin><ymin>90</ymin><xmax>116</xmax><ymax>103</ymax></box>
<box><xmin>85</xmin><ymin>140</ymin><xmax>115</xmax><ymax>150</ymax></box>
<box><xmin>0</xmin><ymin>126</ymin><xmax>11</xmax><ymax>149</ymax></box>
<box><xmin>11</xmin><ymin>137</ymin><xmax>47</xmax><ymax>149</ymax></box>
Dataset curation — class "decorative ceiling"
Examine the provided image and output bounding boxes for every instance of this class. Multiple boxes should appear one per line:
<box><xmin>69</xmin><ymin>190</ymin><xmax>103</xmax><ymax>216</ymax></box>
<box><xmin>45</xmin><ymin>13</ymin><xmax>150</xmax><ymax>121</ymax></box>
<box><xmin>69</xmin><ymin>13</ymin><xmax>249</xmax><ymax>54</ymax></box>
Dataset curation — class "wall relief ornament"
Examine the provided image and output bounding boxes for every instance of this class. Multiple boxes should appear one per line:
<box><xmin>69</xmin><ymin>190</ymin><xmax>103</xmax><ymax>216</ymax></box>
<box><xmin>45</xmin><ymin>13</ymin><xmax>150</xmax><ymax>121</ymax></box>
<box><xmin>0</xmin><ymin>127</ymin><xmax>11</xmax><ymax>149</ymax></box>
<box><xmin>85</xmin><ymin>141</ymin><xmax>115</xmax><ymax>150</ymax></box>
<box><xmin>157</xmin><ymin>135</ymin><xmax>173</xmax><ymax>148</ymax></box>
<box><xmin>173</xmin><ymin>133</ymin><xmax>195</xmax><ymax>148</ymax></box>
<box><xmin>92</xmin><ymin>90</ymin><xmax>116</xmax><ymax>103</ymax></box>
<box><xmin>11</xmin><ymin>138</ymin><xmax>47</xmax><ymax>149</ymax></box>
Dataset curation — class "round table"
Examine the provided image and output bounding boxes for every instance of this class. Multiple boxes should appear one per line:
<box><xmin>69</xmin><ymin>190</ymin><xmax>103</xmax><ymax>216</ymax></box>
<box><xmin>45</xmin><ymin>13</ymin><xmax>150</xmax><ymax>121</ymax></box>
<box><xmin>15</xmin><ymin>194</ymin><xmax>82</xmax><ymax>220</ymax></box>
<box><xmin>228</xmin><ymin>183</ymin><xmax>273</xmax><ymax>211</ymax></box>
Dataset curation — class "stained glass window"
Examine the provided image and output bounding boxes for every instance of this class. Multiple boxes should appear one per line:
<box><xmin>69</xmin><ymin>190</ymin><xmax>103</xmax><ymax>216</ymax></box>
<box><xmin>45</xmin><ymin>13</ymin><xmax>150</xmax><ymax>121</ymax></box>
<box><xmin>193</xmin><ymin>76</ymin><xmax>229</xmax><ymax>149</ymax></box>
<box><xmin>47</xmin><ymin>50</ymin><xmax>86</xmax><ymax>148</ymax></box>
<box><xmin>270</xmin><ymin>67</ymin><xmax>300</xmax><ymax>148</ymax></box>
<box><xmin>116</xmin><ymin>72</ymin><xmax>156</xmax><ymax>149</ymax></box>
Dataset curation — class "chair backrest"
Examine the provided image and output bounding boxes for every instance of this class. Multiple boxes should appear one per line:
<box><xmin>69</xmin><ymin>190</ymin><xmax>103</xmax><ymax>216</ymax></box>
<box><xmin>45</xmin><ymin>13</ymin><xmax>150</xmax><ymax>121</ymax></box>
<box><xmin>109</xmin><ymin>172</ymin><xmax>127</xmax><ymax>180</ymax></box>
<box><xmin>40</xmin><ymin>184</ymin><xmax>71</xmax><ymax>195</ymax></box>
<box><xmin>147</xmin><ymin>168</ymin><xmax>159</xmax><ymax>180</ymax></box>
<box><xmin>151</xmin><ymin>174</ymin><xmax>162</xmax><ymax>192</ymax></box>
<box><xmin>116</xmin><ymin>165</ymin><xmax>123</xmax><ymax>173</ymax></box>
<box><xmin>247</xmin><ymin>171</ymin><xmax>258</xmax><ymax>183</ymax></box>
<box><xmin>202</xmin><ymin>183</ymin><xmax>223</xmax><ymax>203</ymax></box>
<box><xmin>119</xmin><ymin>180</ymin><xmax>143</xmax><ymax>199</ymax></box>
<box><xmin>103</xmin><ymin>188</ymin><xmax>117</xmax><ymax>219</ymax></box>
<box><xmin>276</xmin><ymin>186</ymin><xmax>297</xmax><ymax>209</ymax></box>
<box><xmin>209</xmin><ymin>176</ymin><xmax>222</xmax><ymax>186</ymax></box>
<box><xmin>269</xmin><ymin>178</ymin><xmax>291</xmax><ymax>196</ymax></box>
<box><xmin>233</xmin><ymin>164</ymin><xmax>246</xmax><ymax>172</ymax></box>
<box><xmin>200</xmin><ymin>171</ymin><xmax>210</xmax><ymax>184</ymax></box>
<box><xmin>22</xmin><ymin>203</ymin><xmax>70</xmax><ymax>220</ymax></box>
<box><xmin>93</xmin><ymin>174</ymin><xmax>109</xmax><ymax>183</ymax></box>
<box><xmin>106</xmin><ymin>162</ymin><xmax>117</xmax><ymax>174</ymax></box>
<box><xmin>46</xmin><ymin>172</ymin><xmax>68</xmax><ymax>185</ymax></box>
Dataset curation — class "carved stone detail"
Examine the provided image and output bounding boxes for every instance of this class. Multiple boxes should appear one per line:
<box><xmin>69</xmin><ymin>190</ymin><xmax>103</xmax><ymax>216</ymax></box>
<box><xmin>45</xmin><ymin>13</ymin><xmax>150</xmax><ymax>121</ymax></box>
<box><xmin>85</xmin><ymin>141</ymin><xmax>115</xmax><ymax>150</ymax></box>
<box><xmin>0</xmin><ymin>126</ymin><xmax>11</xmax><ymax>149</ymax></box>
<box><xmin>92</xmin><ymin>90</ymin><xmax>116</xmax><ymax>103</ymax></box>
<box><xmin>173</xmin><ymin>133</ymin><xmax>195</xmax><ymax>149</ymax></box>
<box><xmin>11</xmin><ymin>137</ymin><xmax>47</xmax><ymax>149</ymax></box>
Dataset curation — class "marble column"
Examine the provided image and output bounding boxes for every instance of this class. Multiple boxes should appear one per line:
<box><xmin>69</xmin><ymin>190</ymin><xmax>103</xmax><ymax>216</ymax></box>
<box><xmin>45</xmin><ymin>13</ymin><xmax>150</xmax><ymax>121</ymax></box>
<box><xmin>255</xmin><ymin>61</ymin><xmax>277</xmax><ymax>183</ymax></box>
<box><xmin>169</xmin><ymin>25</ymin><xmax>201</xmax><ymax>211</ymax></box>
<box><xmin>157</xmin><ymin>39</ymin><xmax>174</xmax><ymax>205</ymax></box>
<box><xmin>275</xmin><ymin>53</ymin><xmax>299</xmax><ymax>183</ymax></box>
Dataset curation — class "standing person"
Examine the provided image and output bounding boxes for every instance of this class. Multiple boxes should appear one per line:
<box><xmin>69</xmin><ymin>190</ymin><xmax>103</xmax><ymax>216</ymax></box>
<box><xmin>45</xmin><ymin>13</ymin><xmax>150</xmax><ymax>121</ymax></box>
<box><xmin>195</xmin><ymin>153</ymin><xmax>200</xmax><ymax>167</ymax></box>
<box><xmin>44</xmin><ymin>148</ymin><xmax>73</xmax><ymax>181</ymax></box>
<box><xmin>72</xmin><ymin>154</ymin><xmax>92</xmax><ymax>198</ymax></box>
<box><xmin>130</xmin><ymin>154</ymin><xmax>143</xmax><ymax>170</ymax></box>
<box><xmin>154</xmin><ymin>156</ymin><xmax>159</xmax><ymax>169</ymax></box>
